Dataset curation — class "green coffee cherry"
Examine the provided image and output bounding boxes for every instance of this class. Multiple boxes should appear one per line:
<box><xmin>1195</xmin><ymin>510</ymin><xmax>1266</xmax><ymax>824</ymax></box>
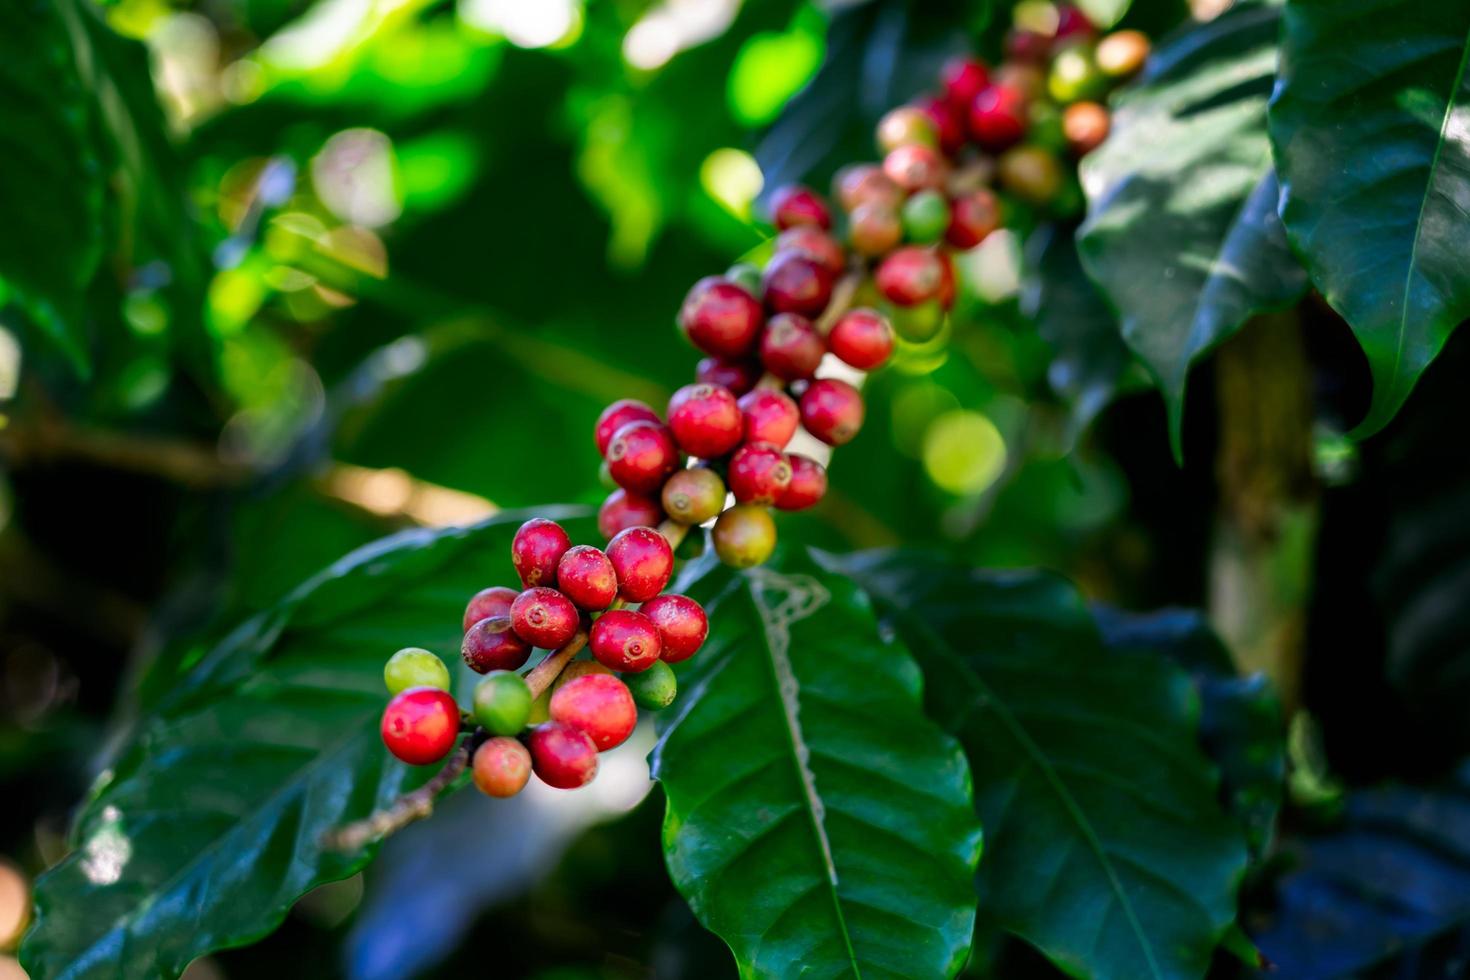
<box><xmin>889</xmin><ymin>300</ymin><xmax>946</xmax><ymax>343</ymax></box>
<box><xmin>901</xmin><ymin>190</ymin><xmax>951</xmax><ymax>244</ymax></box>
<box><xmin>384</xmin><ymin>647</ymin><xmax>451</xmax><ymax>695</ymax></box>
<box><xmin>725</xmin><ymin>262</ymin><xmax>763</xmax><ymax>298</ymax></box>
<box><xmin>625</xmin><ymin>660</ymin><xmax>678</xmax><ymax>710</ymax></box>
<box><xmin>1048</xmin><ymin>46</ymin><xmax>1106</xmax><ymax>104</ymax></box>
<box><xmin>473</xmin><ymin>670</ymin><xmax>533</xmax><ymax>735</ymax></box>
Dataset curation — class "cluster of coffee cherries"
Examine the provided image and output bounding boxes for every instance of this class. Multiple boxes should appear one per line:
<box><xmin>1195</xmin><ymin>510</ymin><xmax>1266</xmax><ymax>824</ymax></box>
<box><xmin>377</xmin><ymin>517</ymin><xmax>707</xmax><ymax>796</ymax></box>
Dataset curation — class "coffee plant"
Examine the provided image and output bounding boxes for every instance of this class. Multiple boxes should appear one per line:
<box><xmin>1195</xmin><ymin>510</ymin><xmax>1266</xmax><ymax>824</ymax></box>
<box><xmin>4</xmin><ymin>0</ymin><xmax>1470</xmax><ymax>978</ymax></box>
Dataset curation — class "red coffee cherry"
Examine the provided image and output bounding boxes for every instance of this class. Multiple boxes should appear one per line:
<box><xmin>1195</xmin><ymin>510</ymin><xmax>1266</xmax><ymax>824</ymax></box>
<box><xmin>1055</xmin><ymin>4</ymin><xmax>1095</xmax><ymax>42</ymax></box>
<box><xmin>556</xmin><ymin>545</ymin><xmax>618</xmax><ymax>611</ymax></box>
<box><xmin>882</xmin><ymin>144</ymin><xmax>948</xmax><ymax>193</ymax></box>
<box><xmin>762</xmin><ymin>252</ymin><xmax>835</xmax><ymax>318</ymax></box>
<box><xmin>640</xmin><ymin>594</ymin><xmax>709</xmax><ymax>664</ymax></box>
<box><xmin>597</xmin><ymin>488</ymin><xmax>663</xmax><ymax>540</ymax></box>
<box><xmin>462</xmin><ymin>615</ymin><xmax>533</xmax><ymax>673</ymax></box>
<box><xmin>737</xmin><ymin>388</ymin><xmax>800</xmax><ymax>447</ymax></box>
<box><xmin>776</xmin><ymin>226</ymin><xmax>846</xmax><ymax>276</ymax></box>
<box><xmin>1007</xmin><ymin>29</ymin><xmax>1052</xmax><ymax>63</ymax></box>
<box><xmin>833</xmin><ymin>163</ymin><xmax>902</xmax><ymax>211</ymax></box>
<box><xmin>381</xmin><ymin>687</ymin><xmax>459</xmax><ymax>766</ymax></box>
<box><xmin>759</xmin><ymin>313</ymin><xmax>825</xmax><ymax>382</ymax></box>
<box><xmin>970</xmin><ymin>83</ymin><xmax>1028</xmax><ymax>151</ymax></box>
<box><xmin>770</xmin><ymin>184</ymin><xmax>831</xmax><ymax>230</ymax></box>
<box><xmin>594</xmin><ymin>399</ymin><xmax>660</xmax><ymax>456</ymax></box>
<box><xmin>549</xmin><ymin>673</ymin><xmax>637</xmax><ymax>751</ymax></box>
<box><xmin>947</xmin><ymin>189</ymin><xmax>1002</xmax><ymax>249</ymax></box>
<box><xmin>695</xmin><ymin>356</ymin><xmax>762</xmax><ymax>396</ymax></box>
<box><xmin>828</xmin><ymin>308</ymin><xmax>894</xmax><ymax>371</ymax></box>
<box><xmin>512</xmin><ymin>518</ymin><xmax>572</xmax><ymax>589</ymax></box>
<box><xmin>510</xmin><ymin>587</ymin><xmax>581</xmax><ymax>649</ymax></box>
<box><xmin>589</xmin><ymin>608</ymin><xmax>663</xmax><ymax>672</ymax></box>
<box><xmin>606</xmin><ymin>526</ymin><xmax>674</xmax><ymax>601</ymax></box>
<box><xmin>729</xmin><ymin>442</ymin><xmax>794</xmax><ymax>505</ymax></box>
<box><xmin>848</xmin><ymin>202</ymin><xmax>904</xmax><ymax>257</ymax></box>
<box><xmin>916</xmin><ymin>95</ymin><xmax>966</xmax><ymax>156</ymax></box>
<box><xmin>941</xmin><ymin>56</ymin><xmax>990</xmax><ymax>113</ymax></box>
<box><xmin>937</xmin><ymin>249</ymin><xmax>956</xmax><ymax>311</ymax></box>
<box><xmin>876</xmin><ymin>247</ymin><xmax>944</xmax><ymax>306</ymax></box>
<box><xmin>528</xmin><ymin>721</ymin><xmax>599</xmax><ymax>789</ymax></box>
<box><xmin>678</xmin><ymin>276</ymin><xmax>764</xmax><ymax>359</ymax></box>
<box><xmin>712</xmin><ymin>505</ymin><xmax>778</xmax><ymax>568</ymax></box>
<box><xmin>606</xmin><ymin>420</ymin><xmax>680</xmax><ymax>494</ymax></box>
<box><xmin>667</xmin><ymin>383</ymin><xmax>743</xmax><ymax>459</ymax></box>
<box><xmin>472</xmin><ymin>736</ymin><xmax>532</xmax><ymax>798</ymax></box>
<box><xmin>662</xmin><ymin>467</ymin><xmax>727</xmax><ymax>525</ymax></box>
<box><xmin>778</xmin><ymin>455</ymin><xmax>828</xmax><ymax>511</ymax></box>
<box><xmin>800</xmin><ymin>378</ymin><xmax>865</xmax><ymax>446</ymax></box>
<box><xmin>1063</xmin><ymin>101</ymin><xmax>1110</xmax><ymax>157</ymax></box>
<box><xmin>463</xmin><ymin>585</ymin><xmax>518</xmax><ymax>633</ymax></box>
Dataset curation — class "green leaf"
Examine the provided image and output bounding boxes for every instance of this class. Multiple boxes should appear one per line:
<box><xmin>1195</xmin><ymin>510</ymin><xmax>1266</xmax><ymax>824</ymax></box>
<box><xmin>1076</xmin><ymin>0</ymin><xmax>1133</xmax><ymax>30</ymax></box>
<box><xmin>831</xmin><ymin>551</ymin><xmax>1248</xmax><ymax>980</ymax></box>
<box><xmin>1077</xmin><ymin>3</ymin><xmax>1308</xmax><ymax>460</ymax></box>
<box><xmin>21</xmin><ymin>508</ymin><xmax>591</xmax><ymax>980</ymax></box>
<box><xmin>1269</xmin><ymin>0</ymin><xmax>1470</xmax><ymax>437</ymax></box>
<box><xmin>653</xmin><ymin>550</ymin><xmax>982</xmax><ymax>979</ymax></box>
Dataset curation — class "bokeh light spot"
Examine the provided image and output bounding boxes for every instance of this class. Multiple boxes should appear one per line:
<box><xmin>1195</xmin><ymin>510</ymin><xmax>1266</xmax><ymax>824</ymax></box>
<box><xmin>923</xmin><ymin>410</ymin><xmax>1007</xmax><ymax>495</ymax></box>
<box><xmin>727</xmin><ymin>11</ymin><xmax>825</xmax><ymax>126</ymax></box>
<box><xmin>700</xmin><ymin>148</ymin><xmax>763</xmax><ymax>219</ymax></box>
<box><xmin>460</xmin><ymin>0</ymin><xmax>580</xmax><ymax>49</ymax></box>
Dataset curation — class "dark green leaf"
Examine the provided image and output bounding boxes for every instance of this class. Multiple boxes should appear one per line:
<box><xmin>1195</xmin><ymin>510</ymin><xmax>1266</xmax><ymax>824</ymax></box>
<box><xmin>653</xmin><ymin>550</ymin><xmax>982</xmax><ymax>979</ymax></box>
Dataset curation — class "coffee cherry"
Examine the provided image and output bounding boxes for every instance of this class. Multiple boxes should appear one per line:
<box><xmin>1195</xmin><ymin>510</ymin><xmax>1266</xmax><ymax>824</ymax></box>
<box><xmin>876</xmin><ymin>247</ymin><xmax>944</xmax><ymax>306</ymax></box>
<box><xmin>590</xmin><ymin>608</ymin><xmax>663</xmax><ymax>672</ymax></box>
<box><xmin>1049</xmin><ymin>45</ymin><xmax>1106</xmax><ymax>104</ymax></box>
<box><xmin>678</xmin><ymin>276</ymin><xmax>764</xmax><ymax>358</ymax></box>
<box><xmin>381</xmin><ymin>687</ymin><xmax>459</xmax><ymax>766</ymax></box>
<box><xmin>890</xmin><ymin>299</ymin><xmax>947</xmax><ymax>343</ymax></box>
<box><xmin>712</xmin><ymin>504</ymin><xmax>778</xmax><ymax>568</ymax></box>
<box><xmin>729</xmin><ymin>442</ymin><xmax>794</xmax><ymax>505</ymax></box>
<box><xmin>998</xmin><ymin>145</ymin><xmax>1063</xmax><ymax>205</ymax></box>
<box><xmin>472</xmin><ymin>736</ymin><xmax>532</xmax><ymax>798</ymax></box>
<box><xmin>1007</xmin><ymin>28</ymin><xmax>1052</xmax><ymax>63</ymax></box>
<box><xmin>882</xmin><ymin>144</ymin><xmax>947</xmax><ymax>193</ymax></box>
<box><xmin>848</xmin><ymin>202</ymin><xmax>904</xmax><ymax>257</ymax></box>
<box><xmin>902</xmin><ymin>190</ymin><xmax>951</xmax><ymax>244</ymax></box>
<box><xmin>695</xmin><ymin>356</ymin><xmax>761</xmax><ymax>396</ymax></box>
<box><xmin>556</xmin><ymin>545</ymin><xmax>619</xmax><ymax>611</ymax></box>
<box><xmin>624</xmin><ymin>660</ymin><xmax>677</xmax><ymax>710</ymax></box>
<box><xmin>946</xmin><ymin>189</ymin><xmax>1002</xmax><ymax>249</ymax></box>
<box><xmin>1055</xmin><ymin>4</ymin><xmax>1095</xmax><ymax>42</ymax></box>
<box><xmin>463</xmin><ymin>586</ymin><xmax>519</xmax><ymax>634</ymax></box>
<box><xmin>776</xmin><ymin>226</ymin><xmax>846</xmax><ymax>277</ymax></box>
<box><xmin>997</xmin><ymin>61</ymin><xmax>1047</xmax><ymax>102</ymax></box>
<box><xmin>462</xmin><ymin>615</ymin><xmax>533</xmax><ymax>673</ymax></box>
<box><xmin>828</xmin><ymin>309</ymin><xmax>894</xmax><ymax>371</ymax></box>
<box><xmin>384</xmin><ymin>647</ymin><xmax>451</xmax><ymax>695</ymax></box>
<box><xmin>473</xmin><ymin>670</ymin><xmax>533</xmax><ymax>735</ymax></box>
<box><xmin>511</xmin><ymin>518</ymin><xmax>572</xmax><ymax>589</ymax></box>
<box><xmin>667</xmin><ymin>383</ymin><xmax>743</xmax><ymax>459</ymax></box>
<box><xmin>724</xmin><ymin>262</ymin><xmax>763</xmax><ymax>297</ymax></box>
<box><xmin>760</xmin><ymin>313</ymin><xmax>825</xmax><ymax>382</ymax></box>
<box><xmin>598</xmin><ymin>488</ymin><xmax>663</xmax><ymax>540</ymax></box>
<box><xmin>778</xmin><ymin>454</ymin><xmax>828</xmax><ymax>510</ymax></box>
<box><xmin>510</xmin><ymin>587</ymin><xmax>581</xmax><ymax>649</ymax></box>
<box><xmin>941</xmin><ymin>56</ymin><xmax>990</xmax><ymax>113</ymax></box>
<box><xmin>876</xmin><ymin>106</ymin><xmax>938</xmax><ymax>152</ymax></box>
<box><xmin>916</xmin><ymin>95</ymin><xmax>967</xmax><ymax>156</ymax></box>
<box><xmin>1063</xmin><ymin>101</ymin><xmax>1110</xmax><ymax>156</ymax></box>
<box><xmin>770</xmin><ymin>184</ymin><xmax>832</xmax><ymax>230</ymax></box>
<box><xmin>594</xmin><ymin>399</ymin><xmax>660</xmax><ymax>456</ymax></box>
<box><xmin>606</xmin><ymin>420</ymin><xmax>680</xmax><ymax>494</ymax></box>
<box><xmin>737</xmin><ymin>388</ymin><xmax>800</xmax><ymax>447</ymax></box>
<box><xmin>553</xmin><ymin>657</ymin><xmax>614</xmax><ymax>693</ymax></box>
<box><xmin>800</xmin><ymin>378</ymin><xmax>865</xmax><ymax>446</ymax></box>
<box><xmin>550</xmin><ymin>673</ymin><xmax>637</xmax><ymax>750</ymax></box>
<box><xmin>606</xmin><ymin>526</ymin><xmax>674</xmax><ymax>601</ymax></box>
<box><xmin>969</xmin><ymin>83</ymin><xmax>1028</xmax><ymax>151</ymax></box>
<box><xmin>762</xmin><ymin>252</ymin><xmax>835</xmax><ymax>317</ymax></box>
<box><xmin>528</xmin><ymin>721</ymin><xmax>599</xmax><ymax>789</ymax></box>
<box><xmin>1096</xmin><ymin>30</ymin><xmax>1149</xmax><ymax>78</ymax></box>
<box><xmin>833</xmin><ymin>164</ymin><xmax>902</xmax><ymax>211</ymax></box>
<box><xmin>640</xmin><ymin>594</ymin><xmax>709</xmax><ymax>664</ymax></box>
<box><xmin>662</xmin><ymin>467</ymin><xmax>727</xmax><ymax>525</ymax></box>
<box><xmin>937</xmin><ymin>249</ymin><xmax>956</xmax><ymax>311</ymax></box>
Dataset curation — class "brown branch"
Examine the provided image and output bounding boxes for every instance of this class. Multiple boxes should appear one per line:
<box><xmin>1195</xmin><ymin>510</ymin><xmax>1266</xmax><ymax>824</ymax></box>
<box><xmin>0</xmin><ymin>422</ymin><xmax>250</xmax><ymax>488</ymax></box>
<box><xmin>320</xmin><ymin>742</ymin><xmax>470</xmax><ymax>852</ymax></box>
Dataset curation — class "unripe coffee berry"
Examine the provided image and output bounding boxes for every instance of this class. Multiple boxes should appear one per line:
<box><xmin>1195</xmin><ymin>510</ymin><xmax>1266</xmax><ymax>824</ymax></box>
<box><xmin>462</xmin><ymin>615</ymin><xmax>533</xmax><ymax>673</ymax></box>
<box><xmin>553</xmin><ymin>658</ymin><xmax>614</xmax><ymax>693</ymax></box>
<box><xmin>606</xmin><ymin>526</ymin><xmax>674</xmax><ymax>601</ymax></box>
<box><xmin>947</xmin><ymin>189</ymin><xmax>1002</xmax><ymax>249</ymax></box>
<box><xmin>834</xmin><ymin>163</ymin><xmax>902</xmax><ymax>211</ymax></box>
<box><xmin>463</xmin><ymin>585</ymin><xmax>518</xmax><ymax>633</ymax></box>
<box><xmin>511</xmin><ymin>518</ymin><xmax>572</xmax><ymax>589</ymax></box>
<box><xmin>384</xmin><ymin>647</ymin><xmax>451</xmax><ymax>695</ymax></box>
<box><xmin>557</xmin><ymin>545</ymin><xmax>618</xmax><ymax>611</ymax></box>
<box><xmin>882</xmin><ymin>144</ymin><xmax>948</xmax><ymax>194</ymax></box>
<box><xmin>737</xmin><ymin>388</ymin><xmax>800</xmax><ymax>448</ymax></box>
<box><xmin>598</xmin><ymin>488</ymin><xmax>663</xmax><ymax>540</ymax></box>
<box><xmin>941</xmin><ymin>56</ymin><xmax>990</xmax><ymax>113</ymax></box>
<box><xmin>667</xmin><ymin>383</ymin><xmax>743</xmax><ymax>459</ymax></box>
<box><xmin>528</xmin><ymin>721</ymin><xmax>599</xmax><ymax>789</ymax></box>
<box><xmin>759</xmin><ymin>313</ymin><xmax>825</xmax><ymax>382</ymax></box>
<box><xmin>848</xmin><ymin>202</ymin><xmax>904</xmax><ymax>257</ymax></box>
<box><xmin>510</xmin><ymin>587</ymin><xmax>581</xmax><ymax>650</ymax></box>
<box><xmin>890</xmin><ymin>299</ymin><xmax>946</xmax><ymax>343</ymax></box>
<box><xmin>590</xmin><ymin>608</ymin><xmax>663</xmax><ymax>672</ymax></box>
<box><xmin>606</xmin><ymin>420</ymin><xmax>680</xmax><ymax>494</ymax></box>
<box><xmin>695</xmin><ymin>356</ymin><xmax>761</xmax><ymax>396</ymax></box>
<box><xmin>640</xmin><ymin>593</ymin><xmax>709</xmax><ymax>664</ymax></box>
<box><xmin>828</xmin><ymin>308</ymin><xmax>894</xmax><ymax>371</ymax></box>
<box><xmin>550</xmin><ymin>673</ymin><xmax>637</xmax><ymax>751</ymax></box>
<box><xmin>876</xmin><ymin>106</ymin><xmax>938</xmax><ymax>152</ymax></box>
<box><xmin>1063</xmin><ymin>101</ymin><xmax>1110</xmax><ymax>156</ymax></box>
<box><xmin>969</xmin><ymin>83</ymin><xmax>1028</xmax><ymax>151</ymax></box>
<box><xmin>902</xmin><ymin>190</ymin><xmax>951</xmax><ymax>244</ymax></box>
<box><xmin>729</xmin><ymin>442</ymin><xmax>794</xmax><ymax>505</ymax></box>
<box><xmin>594</xmin><ymin>399</ymin><xmax>660</xmax><ymax>456</ymax></box>
<box><xmin>770</xmin><ymin>184</ymin><xmax>831</xmax><ymax>230</ymax></box>
<box><xmin>678</xmin><ymin>276</ymin><xmax>764</xmax><ymax>358</ymax></box>
<box><xmin>1096</xmin><ymin>29</ymin><xmax>1150</xmax><ymax>78</ymax></box>
<box><xmin>724</xmin><ymin>262</ymin><xmax>763</xmax><ymax>297</ymax></box>
<box><xmin>662</xmin><ymin>467</ymin><xmax>727</xmax><ymax>525</ymax></box>
<box><xmin>800</xmin><ymin>378</ymin><xmax>865</xmax><ymax>446</ymax></box>
<box><xmin>624</xmin><ymin>659</ymin><xmax>677</xmax><ymax>710</ymax></box>
<box><xmin>876</xmin><ymin>247</ymin><xmax>944</xmax><ymax>306</ymax></box>
<box><xmin>762</xmin><ymin>252</ymin><xmax>835</xmax><ymax>318</ymax></box>
<box><xmin>778</xmin><ymin>454</ymin><xmax>828</xmax><ymax>511</ymax></box>
<box><xmin>712</xmin><ymin>504</ymin><xmax>778</xmax><ymax>568</ymax></box>
<box><xmin>998</xmin><ymin>145</ymin><xmax>1063</xmax><ymax>205</ymax></box>
<box><xmin>473</xmin><ymin>670</ymin><xmax>533</xmax><ymax>735</ymax></box>
<box><xmin>1048</xmin><ymin>45</ymin><xmax>1106</xmax><ymax>104</ymax></box>
<box><xmin>776</xmin><ymin>226</ymin><xmax>846</xmax><ymax>277</ymax></box>
<box><xmin>472</xmin><ymin>736</ymin><xmax>532</xmax><ymax>798</ymax></box>
<box><xmin>381</xmin><ymin>687</ymin><xmax>459</xmax><ymax>766</ymax></box>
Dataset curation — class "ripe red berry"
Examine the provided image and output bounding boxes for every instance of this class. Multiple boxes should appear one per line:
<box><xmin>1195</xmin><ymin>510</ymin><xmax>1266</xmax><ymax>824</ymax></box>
<box><xmin>381</xmin><ymin>687</ymin><xmax>459</xmax><ymax>766</ymax></box>
<box><xmin>800</xmin><ymin>378</ymin><xmax>865</xmax><ymax>446</ymax></box>
<box><xmin>729</xmin><ymin>442</ymin><xmax>794</xmax><ymax>505</ymax></box>
<box><xmin>762</xmin><ymin>252</ymin><xmax>834</xmax><ymax>318</ymax></box>
<box><xmin>640</xmin><ymin>594</ymin><xmax>709</xmax><ymax>664</ymax></box>
<box><xmin>759</xmin><ymin>313</ymin><xmax>825</xmax><ymax>382</ymax></box>
<box><xmin>737</xmin><ymin>388</ymin><xmax>800</xmax><ymax>447</ymax></box>
<box><xmin>937</xmin><ymin>249</ymin><xmax>956</xmax><ymax>311</ymax></box>
<box><xmin>678</xmin><ymin>276</ymin><xmax>764</xmax><ymax>359</ymax></box>
<box><xmin>712</xmin><ymin>505</ymin><xmax>778</xmax><ymax>568</ymax></box>
<box><xmin>528</xmin><ymin>721</ymin><xmax>599</xmax><ymax>789</ymax></box>
<box><xmin>695</xmin><ymin>356</ymin><xmax>761</xmax><ymax>396</ymax></box>
<box><xmin>510</xmin><ymin>587</ymin><xmax>581</xmax><ymax>650</ymax></box>
<box><xmin>1055</xmin><ymin>4</ymin><xmax>1095</xmax><ymax>42</ymax></box>
<box><xmin>589</xmin><ymin>608</ymin><xmax>663</xmax><ymax>672</ymax></box>
<box><xmin>662</xmin><ymin>467</ymin><xmax>727</xmax><ymax>525</ymax></box>
<box><xmin>511</xmin><ymin>518</ymin><xmax>572</xmax><ymax>589</ymax></box>
<box><xmin>549</xmin><ymin>673</ymin><xmax>637</xmax><ymax>751</ymax></box>
<box><xmin>776</xmin><ymin>226</ymin><xmax>846</xmax><ymax>277</ymax></box>
<box><xmin>1007</xmin><ymin>29</ymin><xmax>1052</xmax><ymax>63</ymax></box>
<box><xmin>594</xmin><ymin>399</ymin><xmax>660</xmax><ymax>456</ymax></box>
<box><xmin>882</xmin><ymin>144</ymin><xmax>948</xmax><ymax>193</ymax></box>
<box><xmin>463</xmin><ymin>585</ymin><xmax>518</xmax><ymax>633</ymax></box>
<box><xmin>472</xmin><ymin>736</ymin><xmax>532</xmax><ymax>798</ymax></box>
<box><xmin>597</xmin><ymin>488</ymin><xmax>663</xmax><ymax>540</ymax></box>
<box><xmin>828</xmin><ymin>308</ymin><xmax>894</xmax><ymax>371</ymax></box>
<box><xmin>606</xmin><ymin>420</ymin><xmax>680</xmax><ymax>494</ymax></box>
<box><xmin>778</xmin><ymin>454</ymin><xmax>828</xmax><ymax>510</ymax></box>
<box><xmin>667</xmin><ymin>383</ymin><xmax>743</xmax><ymax>459</ymax></box>
<box><xmin>970</xmin><ymin>84</ymin><xmax>1028</xmax><ymax>151</ymax></box>
<box><xmin>462</xmin><ymin>615</ymin><xmax>533</xmax><ymax>673</ymax></box>
<box><xmin>606</xmin><ymin>526</ymin><xmax>674</xmax><ymax>601</ymax></box>
<box><xmin>833</xmin><ymin>164</ymin><xmax>902</xmax><ymax>211</ymax></box>
<box><xmin>770</xmin><ymin>184</ymin><xmax>831</xmax><ymax>230</ymax></box>
<box><xmin>947</xmin><ymin>189</ymin><xmax>1002</xmax><ymax>249</ymax></box>
<box><xmin>941</xmin><ymin>56</ymin><xmax>990</xmax><ymax>113</ymax></box>
<box><xmin>916</xmin><ymin>95</ymin><xmax>966</xmax><ymax>155</ymax></box>
<box><xmin>848</xmin><ymin>202</ymin><xmax>904</xmax><ymax>257</ymax></box>
<box><xmin>556</xmin><ymin>545</ymin><xmax>618</xmax><ymax>611</ymax></box>
<box><xmin>876</xmin><ymin>247</ymin><xmax>944</xmax><ymax>306</ymax></box>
